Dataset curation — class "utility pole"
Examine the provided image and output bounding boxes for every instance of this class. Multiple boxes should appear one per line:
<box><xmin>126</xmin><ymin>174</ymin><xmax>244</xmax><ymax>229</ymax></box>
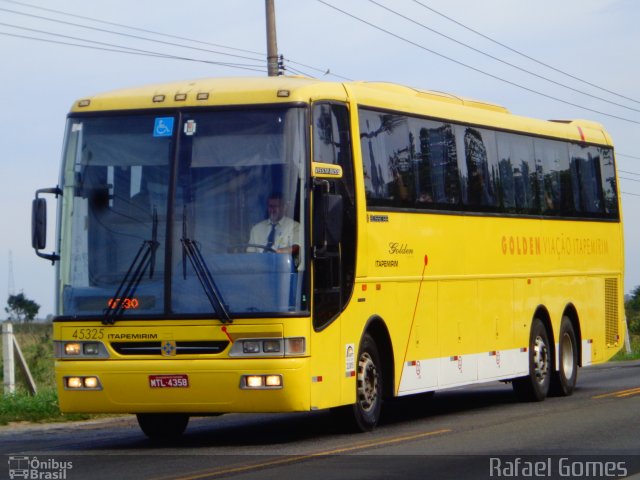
<box><xmin>265</xmin><ymin>0</ymin><xmax>279</xmax><ymax>76</ymax></box>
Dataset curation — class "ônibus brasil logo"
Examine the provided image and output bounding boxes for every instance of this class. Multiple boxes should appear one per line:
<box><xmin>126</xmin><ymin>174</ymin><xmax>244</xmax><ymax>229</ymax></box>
<box><xmin>8</xmin><ymin>456</ymin><xmax>73</xmax><ymax>479</ymax></box>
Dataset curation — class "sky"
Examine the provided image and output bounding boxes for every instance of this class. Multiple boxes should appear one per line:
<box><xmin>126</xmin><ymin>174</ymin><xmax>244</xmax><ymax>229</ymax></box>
<box><xmin>1</xmin><ymin>0</ymin><xmax>638</xmax><ymax>317</ymax></box>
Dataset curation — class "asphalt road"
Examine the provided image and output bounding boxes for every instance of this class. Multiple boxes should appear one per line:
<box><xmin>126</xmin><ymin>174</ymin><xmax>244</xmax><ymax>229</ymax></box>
<box><xmin>3</xmin><ymin>360</ymin><xmax>640</xmax><ymax>480</ymax></box>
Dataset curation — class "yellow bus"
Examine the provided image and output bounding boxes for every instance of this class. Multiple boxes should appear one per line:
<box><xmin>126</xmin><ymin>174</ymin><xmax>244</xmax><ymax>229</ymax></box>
<box><xmin>32</xmin><ymin>76</ymin><xmax>624</xmax><ymax>438</ymax></box>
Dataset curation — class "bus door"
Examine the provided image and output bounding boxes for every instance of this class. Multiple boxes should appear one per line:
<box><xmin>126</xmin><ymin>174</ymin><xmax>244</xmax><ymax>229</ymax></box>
<box><xmin>309</xmin><ymin>102</ymin><xmax>357</xmax><ymax>408</ymax></box>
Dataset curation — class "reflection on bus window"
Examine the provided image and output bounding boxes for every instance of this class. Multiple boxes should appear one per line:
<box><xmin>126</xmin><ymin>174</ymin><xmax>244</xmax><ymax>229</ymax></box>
<box><xmin>358</xmin><ymin>106</ymin><xmax>618</xmax><ymax>220</ymax></box>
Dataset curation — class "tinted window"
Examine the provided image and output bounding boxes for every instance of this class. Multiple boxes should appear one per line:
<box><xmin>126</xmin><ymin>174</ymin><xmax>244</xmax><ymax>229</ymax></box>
<box><xmin>411</xmin><ymin>118</ymin><xmax>460</xmax><ymax>207</ymax></box>
<box><xmin>358</xmin><ymin>107</ymin><xmax>618</xmax><ymax>220</ymax></box>
<box><xmin>600</xmin><ymin>148</ymin><xmax>619</xmax><ymax>217</ymax></box>
<box><xmin>459</xmin><ymin>126</ymin><xmax>498</xmax><ymax>209</ymax></box>
<box><xmin>570</xmin><ymin>144</ymin><xmax>604</xmax><ymax>215</ymax></box>
<box><xmin>535</xmin><ymin>139</ymin><xmax>572</xmax><ymax>215</ymax></box>
<box><xmin>496</xmin><ymin>133</ymin><xmax>538</xmax><ymax>213</ymax></box>
<box><xmin>359</xmin><ymin>110</ymin><xmax>413</xmax><ymax>207</ymax></box>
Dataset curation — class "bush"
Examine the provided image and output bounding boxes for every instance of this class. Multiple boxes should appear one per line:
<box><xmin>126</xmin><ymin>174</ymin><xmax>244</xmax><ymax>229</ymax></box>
<box><xmin>628</xmin><ymin>314</ymin><xmax>640</xmax><ymax>336</ymax></box>
<box><xmin>626</xmin><ymin>286</ymin><xmax>640</xmax><ymax>335</ymax></box>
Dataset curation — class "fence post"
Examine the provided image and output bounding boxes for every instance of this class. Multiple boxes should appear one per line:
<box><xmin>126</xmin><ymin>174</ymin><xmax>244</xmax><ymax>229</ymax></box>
<box><xmin>2</xmin><ymin>322</ymin><xmax>16</xmax><ymax>394</ymax></box>
<box><xmin>624</xmin><ymin>316</ymin><xmax>632</xmax><ymax>354</ymax></box>
<box><xmin>2</xmin><ymin>322</ymin><xmax>37</xmax><ymax>395</ymax></box>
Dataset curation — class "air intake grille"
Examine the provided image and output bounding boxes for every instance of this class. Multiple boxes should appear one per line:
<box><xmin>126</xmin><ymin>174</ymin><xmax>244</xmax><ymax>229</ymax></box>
<box><xmin>604</xmin><ymin>278</ymin><xmax>619</xmax><ymax>346</ymax></box>
<box><xmin>111</xmin><ymin>341</ymin><xmax>229</xmax><ymax>355</ymax></box>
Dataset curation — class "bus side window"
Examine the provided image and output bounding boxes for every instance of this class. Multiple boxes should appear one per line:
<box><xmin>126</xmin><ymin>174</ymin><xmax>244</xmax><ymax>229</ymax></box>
<box><xmin>570</xmin><ymin>145</ymin><xmax>605</xmax><ymax>215</ymax></box>
<box><xmin>599</xmin><ymin>148</ymin><xmax>618</xmax><ymax>218</ymax></box>
<box><xmin>535</xmin><ymin>139</ymin><xmax>571</xmax><ymax>216</ymax></box>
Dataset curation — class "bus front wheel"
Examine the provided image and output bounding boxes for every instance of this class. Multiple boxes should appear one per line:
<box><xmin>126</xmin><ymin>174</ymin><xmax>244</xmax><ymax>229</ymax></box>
<box><xmin>350</xmin><ymin>334</ymin><xmax>383</xmax><ymax>431</ymax></box>
<box><xmin>136</xmin><ymin>413</ymin><xmax>189</xmax><ymax>440</ymax></box>
<box><xmin>513</xmin><ymin>318</ymin><xmax>551</xmax><ymax>402</ymax></box>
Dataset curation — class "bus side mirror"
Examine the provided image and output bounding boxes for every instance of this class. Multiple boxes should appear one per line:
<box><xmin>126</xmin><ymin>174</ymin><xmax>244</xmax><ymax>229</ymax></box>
<box><xmin>32</xmin><ymin>187</ymin><xmax>62</xmax><ymax>264</ymax></box>
<box><xmin>313</xmin><ymin>191</ymin><xmax>343</xmax><ymax>250</ymax></box>
<box><xmin>31</xmin><ymin>198</ymin><xmax>47</xmax><ymax>250</ymax></box>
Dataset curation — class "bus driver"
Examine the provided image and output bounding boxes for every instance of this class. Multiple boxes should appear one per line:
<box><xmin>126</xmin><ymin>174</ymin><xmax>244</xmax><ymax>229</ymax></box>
<box><xmin>247</xmin><ymin>193</ymin><xmax>300</xmax><ymax>253</ymax></box>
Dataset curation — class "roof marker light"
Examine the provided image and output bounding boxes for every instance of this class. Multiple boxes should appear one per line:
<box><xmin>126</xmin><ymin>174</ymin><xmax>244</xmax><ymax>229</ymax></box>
<box><xmin>196</xmin><ymin>92</ymin><xmax>209</xmax><ymax>100</ymax></box>
<box><xmin>152</xmin><ymin>95</ymin><xmax>165</xmax><ymax>103</ymax></box>
<box><xmin>175</xmin><ymin>93</ymin><xmax>187</xmax><ymax>101</ymax></box>
<box><xmin>78</xmin><ymin>99</ymin><xmax>91</xmax><ymax>107</ymax></box>
<box><xmin>277</xmin><ymin>89</ymin><xmax>290</xmax><ymax>97</ymax></box>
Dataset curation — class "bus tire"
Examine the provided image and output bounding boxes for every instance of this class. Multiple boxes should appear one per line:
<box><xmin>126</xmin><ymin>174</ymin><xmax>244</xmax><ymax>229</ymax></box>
<box><xmin>352</xmin><ymin>333</ymin><xmax>383</xmax><ymax>431</ymax></box>
<box><xmin>551</xmin><ymin>316</ymin><xmax>578</xmax><ymax>396</ymax></box>
<box><xmin>513</xmin><ymin>318</ymin><xmax>551</xmax><ymax>402</ymax></box>
<box><xmin>136</xmin><ymin>413</ymin><xmax>189</xmax><ymax>440</ymax></box>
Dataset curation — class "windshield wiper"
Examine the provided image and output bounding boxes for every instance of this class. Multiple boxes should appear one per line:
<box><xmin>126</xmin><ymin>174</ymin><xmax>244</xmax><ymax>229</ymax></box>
<box><xmin>102</xmin><ymin>209</ymin><xmax>159</xmax><ymax>325</ymax></box>
<box><xmin>181</xmin><ymin>208</ymin><xmax>232</xmax><ymax>323</ymax></box>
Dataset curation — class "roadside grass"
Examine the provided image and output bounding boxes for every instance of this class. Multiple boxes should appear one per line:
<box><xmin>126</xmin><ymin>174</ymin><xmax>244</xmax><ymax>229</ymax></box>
<box><xmin>0</xmin><ymin>322</ymin><xmax>93</xmax><ymax>425</ymax></box>
<box><xmin>612</xmin><ymin>333</ymin><xmax>640</xmax><ymax>361</ymax></box>
<box><xmin>0</xmin><ymin>388</ymin><xmax>92</xmax><ymax>425</ymax></box>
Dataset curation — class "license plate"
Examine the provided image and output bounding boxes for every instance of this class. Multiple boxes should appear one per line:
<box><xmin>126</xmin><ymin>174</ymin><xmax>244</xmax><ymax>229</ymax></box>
<box><xmin>148</xmin><ymin>374</ymin><xmax>189</xmax><ymax>388</ymax></box>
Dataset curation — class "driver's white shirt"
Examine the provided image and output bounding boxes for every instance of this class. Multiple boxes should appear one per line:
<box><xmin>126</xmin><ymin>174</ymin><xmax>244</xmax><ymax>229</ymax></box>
<box><xmin>247</xmin><ymin>217</ymin><xmax>300</xmax><ymax>252</ymax></box>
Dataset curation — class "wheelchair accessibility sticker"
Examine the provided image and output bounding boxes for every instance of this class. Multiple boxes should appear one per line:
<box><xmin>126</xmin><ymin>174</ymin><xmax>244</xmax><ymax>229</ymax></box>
<box><xmin>153</xmin><ymin>117</ymin><xmax>174</xmax><ymax>137</ymax></box>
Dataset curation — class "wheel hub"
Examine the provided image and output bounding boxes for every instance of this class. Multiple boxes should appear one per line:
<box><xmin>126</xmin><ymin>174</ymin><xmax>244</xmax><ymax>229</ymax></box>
<box><xmin>560</xmin><ymin>332</ymin><xmax>575</xmax><ymax>379</ymax></box>
<box><xmin>357</xmin><ymin>352</ymin><xmax>378</xmax><ymax>412</ymax></box>
<box><xmin>533</xmin><ymin>335</ymin><xmax>549</xmax><ymax>384</ymax></box>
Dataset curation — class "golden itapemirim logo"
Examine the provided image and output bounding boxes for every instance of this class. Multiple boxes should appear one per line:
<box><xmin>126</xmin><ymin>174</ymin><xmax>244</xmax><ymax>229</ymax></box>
<box><xmin>501</xmin><ymin>235</ymin><xmax>609</xmax><ymax>256</ymax></box>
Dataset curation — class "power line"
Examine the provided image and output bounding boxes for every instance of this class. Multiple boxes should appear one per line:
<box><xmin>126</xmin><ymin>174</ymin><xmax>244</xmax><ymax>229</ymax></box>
<box><xmin>282</xmin><ymin>62</ymin><xmax>317</xmax><ymax>78</ymax></box>
<box><xmin>317</xmin><ymin>0</ymin><xmax>640</xmax><ymax>125</ymax></box>
<box><xmin>0</xmin><ymin>30</ymin><xmax>267</xmax><ymax>73</ymax></box>
<box><xmin>622</xmin><ymin>191</ymin><xmax>640</xmax><ymax>198</ymax></box>
<box><xmin>282</xmin><ymin>58</ymin><xmax>353</xmax><ymax>81</ymax></box>
<box><xmin>620</xmin><ymin>176</ymin><xmax>640</xmax><ymax>183</ymax></box>
<box><xmin>410</xmin><ymin>0</ymin><xmax>640</xmax><ymax>106</ymax></box>
<box><xmin>367</xmin><ymin>0</ymin><xmax>640</xmax><ymax>115</ymax></box>
<box><xmin>618</xmin><ymin>153</ymin><xmax>640</xmax><ymax>161</ymax></box>
<box><xmin>0</xmin><ymin>6</ymin><xmax>267</xmax><ymax>64</ymax></box>
<box><xmin>0</xmin><ymin>0</ymin><xmax>265</xmax><ymax>57</ymax></box>
<box><xmin>620</xmin><ymin>170</ymin><xmax>640</xmax><ymax>177</ymax></box>
<box><xmin>0</xmin><ymin>0</ymin><xmax>352</xmax><ymax>82</ymax></box>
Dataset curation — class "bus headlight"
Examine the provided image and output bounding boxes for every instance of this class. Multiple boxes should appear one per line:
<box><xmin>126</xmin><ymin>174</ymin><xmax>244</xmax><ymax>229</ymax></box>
<box><xmin>64</xmin><ymin>376</ymin><xmax>102</xmax><ymax>390</ymax></box>
<box><xmin>65</xmin><ymin>377</ymin><xmax>83</xmax><ymax>388</ymax></box>
<box><xmin>245</xmin><ymin>375</ymin><xmax>264</xmax><ymax>388</ymax></box>
<box><xmin>55</xmin><ymin>341</ymin><xmax>109</xmax><ymax>359</ymax></box>
<box><xmin>262</xmin><ymin>340</ymin><xmax>282</xmax><ymax>353</ymax></box>
<box><xmin>83</xmin><ymin>342</ymin><xmax>101</xmax><ymax>355</ymax></box>
<box><xmin>230</xmin><ymin>338</ymin><xmax>305</xmax><ymax>357</ymax></box>
<box><xmin>64</xmin><ymin>343</ymin><xmax>82</xmax><ymax>355</ymax></box>
<box><xmin>242</xmin><ymin>341</ymin><xmax>262</xmax><ymax>354</ymax></box>
<box><xmin>82</xmin><ymin>376</ymin><xmax>100</xmax><ymax>389</ymax></box>
<box><xmin>241</xmin><ymin>374</ymin><xmax>283</xmax><ymax>389</ymax></box>
<box><xmin>265</xmin><ymin>375</ymin><xmax>282</xmax><ymax>387</ymax></box>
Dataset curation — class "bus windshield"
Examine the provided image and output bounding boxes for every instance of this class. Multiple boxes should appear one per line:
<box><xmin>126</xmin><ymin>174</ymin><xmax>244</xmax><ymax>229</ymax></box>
<box><xmin>58</xmin><ymin>107</ymin><xmax>308</xmax><ymax>319</ymax></box>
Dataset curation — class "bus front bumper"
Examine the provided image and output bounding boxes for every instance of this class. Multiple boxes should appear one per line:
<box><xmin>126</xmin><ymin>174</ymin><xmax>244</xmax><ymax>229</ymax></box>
<box><xmin>55</xmin><ymin>357</ymin><xmax>310</xmax><ymax>414</ymax></box>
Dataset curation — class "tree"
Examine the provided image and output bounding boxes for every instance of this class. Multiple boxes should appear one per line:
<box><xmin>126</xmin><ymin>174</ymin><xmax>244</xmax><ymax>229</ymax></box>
<box><xmin>5</xmin><ymin>293</ymin><xmax>40</xmax><ymax>323</ymax></box>
<box><xmin>626</xmin><ymin>285</ymin><xmax>640</xmax><ymax>335</ymax></box>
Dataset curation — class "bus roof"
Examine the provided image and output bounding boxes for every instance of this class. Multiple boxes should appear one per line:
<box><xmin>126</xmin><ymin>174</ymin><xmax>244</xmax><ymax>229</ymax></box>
<box><xmin>70</xmin><ymin>76</ymin><xmax>612</xmax><ymax>146</ymax></box>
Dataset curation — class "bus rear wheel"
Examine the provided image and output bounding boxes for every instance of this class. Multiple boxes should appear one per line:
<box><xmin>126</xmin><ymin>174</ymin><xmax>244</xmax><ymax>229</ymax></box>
<box><xmin>513</xmin><ymin>318</ymin><xmax>551</xmax><ymax>402</ymax></box>
<box><xmin>551</xmin><ymin>316</ymin><xmax>578</xmax><ymax>396</ymax></box>
<box><xmin>351</xmin><ymin>334</ymin><xmax>383</xmax><ymax>431</ymax></box>
<box><xmin>136</xmin><ymin>413</ymin><xmax>189</xmax><ymax>440</ymax></box>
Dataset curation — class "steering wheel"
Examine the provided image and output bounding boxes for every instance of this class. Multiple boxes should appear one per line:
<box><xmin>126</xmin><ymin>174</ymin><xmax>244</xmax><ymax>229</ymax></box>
<box><xmin>243</xmin><ymin>243</ymin><xmax>278</xmax><ymax>253</ymax></box>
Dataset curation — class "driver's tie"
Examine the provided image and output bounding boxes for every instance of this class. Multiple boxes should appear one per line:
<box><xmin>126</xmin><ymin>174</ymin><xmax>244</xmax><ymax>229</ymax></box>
<box><xmin>266</xmin><ymin>223</ymin><xmax>277</xmax><ymax>250</ymax></box>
